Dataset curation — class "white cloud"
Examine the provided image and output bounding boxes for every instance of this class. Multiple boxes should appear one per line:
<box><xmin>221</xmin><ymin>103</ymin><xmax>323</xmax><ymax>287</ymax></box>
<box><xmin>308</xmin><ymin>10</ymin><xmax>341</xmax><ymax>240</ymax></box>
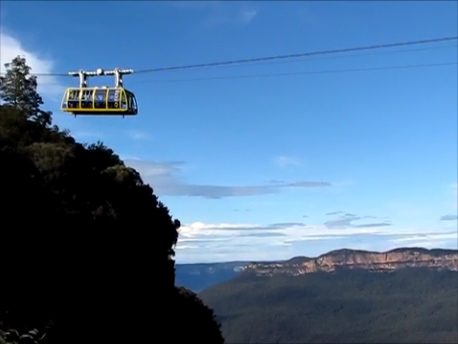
<box><xmin>179</xmin><ymin>222</ymin><xmax>259</xmax><ymax>238</ymax></box>
<box><xmin>183</xmin><ymin>2</ymin><xmax>258</xmax><ymax>28</ymax></box>
<box><xmin>126</xmin><ymin>159</ymin><xmax>182</xmax><ymax>178</ymax></box>
<box><xmin>274</xmin><ymin>156</ymin><xmax>301</xmax><ymax>168</ymax></box>
<box><xmin>127</xmin><ymin>130</ymin><xmax>152</xmax><ymax>141</ymax></box>
<box><xmin>240</xmin><ymin>9</ymin><xmax>257</xmax><ymax>24</ymax></box>
<box><xmin>176</xmin><ymin>214</ymin><xmax>447</xmax><ymax>264</ymax></box>
<box><xmin>390</xmin><ymin>232</ymin><xmax>458</xmax><ymax>244</ymax></box>
<box><xmin>176</xmin><ymin>245</ymin><xmax>199</xmax><ymax>250</ymax></box>
<box><xmin>174</xmin><ymin>220</ymin><xmax>458</xmax><ymax>263</ymax></box>
<box><xmin>440</xmin><ymin>214</ymin><xmax>458</xmax><ymax>221</ymax></box>
<box><xmin>389</xmin><ymin>231</ymin><xmax>458</xmax><ymax>251</ymax></box>
<box><xmin>0</xmin><ymin>30</ymin><xmax>65</xmax><ymax>101</ymax></box>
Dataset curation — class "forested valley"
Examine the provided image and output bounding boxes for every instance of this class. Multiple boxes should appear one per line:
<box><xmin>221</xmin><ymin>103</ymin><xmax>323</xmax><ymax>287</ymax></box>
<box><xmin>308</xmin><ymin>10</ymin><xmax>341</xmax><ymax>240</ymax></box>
<box><xmin>200</xmin><ymin>268</ymin><xmax>458</xmax><ymax>343</ymax></box>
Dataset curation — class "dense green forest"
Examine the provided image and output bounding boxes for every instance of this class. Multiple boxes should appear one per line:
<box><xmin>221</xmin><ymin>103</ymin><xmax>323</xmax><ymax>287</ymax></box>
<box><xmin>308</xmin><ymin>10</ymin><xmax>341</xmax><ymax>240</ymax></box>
<box><xmin>200</xmin><ymin>269</ymin><xmax>458</xmax><ymax>343</ymax></box>
<box><xmin>0</xmin><ymin>57</ymin><xmax>224</xmax><ymax>344</ymax></box>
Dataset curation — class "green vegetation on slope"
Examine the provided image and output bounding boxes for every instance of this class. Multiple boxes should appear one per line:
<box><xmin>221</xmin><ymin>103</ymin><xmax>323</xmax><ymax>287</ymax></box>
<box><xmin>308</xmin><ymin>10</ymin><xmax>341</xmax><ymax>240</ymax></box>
<box><xmin>200</xmin><ymin>269</ymin><xmax>458</xmax><ymax>343</ymax></box>
<box><xmin>0</xmin><ymin>56</ymin><xmax>224</xmax><ymax>344</ymax></box>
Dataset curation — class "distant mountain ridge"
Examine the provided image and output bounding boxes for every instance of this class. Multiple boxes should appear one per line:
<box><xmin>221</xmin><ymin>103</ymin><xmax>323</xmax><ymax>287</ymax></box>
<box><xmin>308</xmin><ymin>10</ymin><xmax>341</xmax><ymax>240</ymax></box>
<box><xmin>176</xmin><ymin>247</ymin><xmax>458</xmax><ymax>292</ymax></box>
<box><xmin>242</xmin><ymin>247</ymin><xmax>458</xmax><ymax>276</ymax></box>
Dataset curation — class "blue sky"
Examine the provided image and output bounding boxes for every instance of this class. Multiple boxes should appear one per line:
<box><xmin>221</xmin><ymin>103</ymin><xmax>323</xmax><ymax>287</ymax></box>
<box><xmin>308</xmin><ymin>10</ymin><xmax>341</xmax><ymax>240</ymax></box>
<box><xmin>1</xmin><ymin>1</ymin><xmax>457</xmax><ymax>263</ymax></box>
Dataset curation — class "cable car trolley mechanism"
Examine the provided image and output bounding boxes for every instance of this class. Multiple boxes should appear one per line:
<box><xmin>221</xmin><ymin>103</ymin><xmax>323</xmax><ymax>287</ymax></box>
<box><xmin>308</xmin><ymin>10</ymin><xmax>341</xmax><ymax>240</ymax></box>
<box><xmin>61</xmin><ymin>68</ymin><xmax>138</xmax><ymax>117</ymax></box>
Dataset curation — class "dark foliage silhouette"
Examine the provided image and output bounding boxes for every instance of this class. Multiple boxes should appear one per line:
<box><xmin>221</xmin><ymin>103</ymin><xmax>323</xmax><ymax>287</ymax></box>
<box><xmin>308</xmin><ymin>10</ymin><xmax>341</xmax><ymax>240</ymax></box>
<box><xmin>170</xmin><ymin>287</ymin><xmax>225</xmax><ymax>342</ymax></box>
<box><xmin>0</xmin><ymin>56</ymin><xmax>224</xmax><ymax>344</ymax></box>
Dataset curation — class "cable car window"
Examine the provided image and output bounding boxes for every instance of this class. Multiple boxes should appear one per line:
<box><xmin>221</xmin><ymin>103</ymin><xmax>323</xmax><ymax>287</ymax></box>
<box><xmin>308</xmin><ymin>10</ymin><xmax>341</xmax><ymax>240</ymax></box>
<box><xmin>95</xmin><ymin>90</ymin><xmax>106</xmax><ymax>101</ymax></box>
<box><xmin>81</xmin><ymin>89</ymin><xmax>93</xmax><ymax>108</ymax></box>
<box><xmin>132</xmin><ymin>94</ymin><xmax>137</xmax><ymax>111</ymax></box>
<box><xmin>83</xmin><ymin>90</ymin><xmax>92</xmax><ymax>100</ymax></box>
<box><xmin>121</xmin><ymin>91</ymin><xmax>127</xmax><ymax>109</ymax></box>
<box><xmin>68</xmin><ymin>89</ymin><xmax>80</xmax><ymax>108</ymax></box>
<box><xmin>108</xmin><ymin>89</ymin><xmax>120</xmax><ymax>109</ymax></box>
<box><xmin>130</xmin><ymin>95</ymin><xmax>136</xmax><ymax>111</ymax></box>
<box><xmin>69</xmin><ymin>89</ymin><xmax>80</xmax><ymax>100</ymax></box>
<box><xmin>95</xmin><ymin>89</ymin><xmax>106</xmax><ymax>108</ymax></box>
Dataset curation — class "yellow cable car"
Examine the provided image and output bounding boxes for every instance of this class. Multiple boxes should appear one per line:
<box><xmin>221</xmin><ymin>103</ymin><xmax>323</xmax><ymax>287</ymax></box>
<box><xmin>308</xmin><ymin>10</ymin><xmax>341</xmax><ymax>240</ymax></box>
<box><xmin>61</xmin><ymin>68</ymin><xmax>138</xmax><ymax>117</ymax></box>
<box><xmin>61</xmin><ymin>87</ymin><xmax>138</xmax><ymax>116</ymax></box>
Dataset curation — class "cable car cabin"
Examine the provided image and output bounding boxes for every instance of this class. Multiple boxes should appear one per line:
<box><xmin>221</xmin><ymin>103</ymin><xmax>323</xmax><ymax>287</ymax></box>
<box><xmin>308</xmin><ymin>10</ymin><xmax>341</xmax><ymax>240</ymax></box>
<box><xmin>61</xmin><ymin>87</ymin><xmax>138</xmax><ymax>116</ymax></box>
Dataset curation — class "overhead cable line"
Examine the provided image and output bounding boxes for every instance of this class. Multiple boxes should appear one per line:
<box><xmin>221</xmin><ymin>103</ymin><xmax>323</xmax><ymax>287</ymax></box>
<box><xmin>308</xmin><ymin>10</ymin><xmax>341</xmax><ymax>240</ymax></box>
<box><xmin>40</xmin><ymin>62</ymin><xmax>457</xmax><ymax>86</ymax></box>
<box><xmin>131</xmin><ymin>62</ymin><xmax>458</xmax><ymax>83</ymax></box>
<box><xmin>187</xmin><ymin>44</ymin><xmax>457</xmax><ymax>71</ymax></box>
<box><xmin>2</xmin><ymin>36</ymin><xmax>456</xmax><ymax>77</ymax></box>
<box><xmin>19</xmin><ymin>44</ymin><xmax>458</xmax><ymax>78</ymax></box>
<box><xmin>134</xmin><ymin>36</ymin><xmax>458</xmax><ymax>74</ymax></box>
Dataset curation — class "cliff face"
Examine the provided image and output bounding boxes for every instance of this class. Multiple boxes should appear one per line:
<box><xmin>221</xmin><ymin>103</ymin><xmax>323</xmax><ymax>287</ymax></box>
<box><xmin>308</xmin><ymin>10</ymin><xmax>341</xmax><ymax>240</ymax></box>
<box><xmin>243</xmin><ymin>248</ymin><xmax>458</xmax><ymax>276</ymax></box>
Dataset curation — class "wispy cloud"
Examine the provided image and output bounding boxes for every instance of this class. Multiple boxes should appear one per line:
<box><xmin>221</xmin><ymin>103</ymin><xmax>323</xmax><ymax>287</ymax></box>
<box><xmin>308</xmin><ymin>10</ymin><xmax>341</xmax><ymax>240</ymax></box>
<box><xmin>326</xmin><ymin>211</ymin><xmax>345</xmax><ymax>216</ymax></box>
<box><xmin>125</xmin><ymin>159</ymin><xmax>331</xmax><ymax>199</ymax></box>
<box><xmin>171</xmin><ymin>1</ymin><xmax>258</xmax><ymax>28</ymax></box>
<box><xmin>240</xmin><ymin>9</ymin><xmax>257</xmax><ymax>24</ymax></box>
<box><xmin>0</xmin><ymin>29</ymin><xmax>65</xmax><ymax>101</ymax></box>
<box><xmin>324</xmin><ymin>212</ymin><xmax>392</xmax><ymax>229</ymax></box>
<box><xmin>174</xmin><ymin>219</ymin><xmax>458</xmax><ymax>263</ymax></box>
<box><xmin>324</xmin><ymin>214</ymin><xmax>391</xmax><ymax>228</ymax></box>
<box><xmin>233</xmin><ymin>208</ymin><xmax>252</xmax><ymax>212</ymax></box>
<box><xmin>440</xmin><ymin>214</ymin><xmax>458</xmax><ymax>221</ymax></box>
<box><xmin>389</xmin><ymin>231</ymin><xmax>458</xmax><ymax>250</ymax></box>
<box><xmin>127</xmin><ymin>130</ymin><xmax>152</xmax><ymax>141</ymax></box>
<box><xmin>274</xmin><ymin>156</ymin><xmax>301</xmax><ymax>168</ymax></box>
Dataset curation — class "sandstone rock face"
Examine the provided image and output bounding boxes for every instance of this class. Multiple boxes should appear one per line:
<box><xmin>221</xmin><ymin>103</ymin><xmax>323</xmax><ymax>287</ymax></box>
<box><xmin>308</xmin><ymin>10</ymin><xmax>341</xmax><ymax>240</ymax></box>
<box><xmin>243</xmin><ymin>248</ymin><xmax>458</xmax><ymax>276</ymax></box>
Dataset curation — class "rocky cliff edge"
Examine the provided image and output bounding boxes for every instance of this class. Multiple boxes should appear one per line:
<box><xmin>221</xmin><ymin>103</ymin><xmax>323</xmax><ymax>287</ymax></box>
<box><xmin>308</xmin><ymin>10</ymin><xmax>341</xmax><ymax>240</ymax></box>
<box><xmin>243</xmin><ymin>248</ymin><xmax>458</xmax><ymax>276</ymax></box>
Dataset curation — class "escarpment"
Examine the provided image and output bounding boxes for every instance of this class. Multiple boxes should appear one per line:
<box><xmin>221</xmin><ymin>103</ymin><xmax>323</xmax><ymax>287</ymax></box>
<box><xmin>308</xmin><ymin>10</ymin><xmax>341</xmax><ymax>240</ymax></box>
<box><xmin>243</xmin><ymin>248</ymin><xmax>458</xmax><ymax>276</ymax></box>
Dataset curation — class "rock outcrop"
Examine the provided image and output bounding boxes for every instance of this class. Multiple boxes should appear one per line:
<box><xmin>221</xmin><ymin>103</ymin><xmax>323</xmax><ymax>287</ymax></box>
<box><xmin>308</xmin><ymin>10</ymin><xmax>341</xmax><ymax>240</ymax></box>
<box><xmin>243</xmin><ymin>248</ymin><xmax>458</xmax><ymax>276</ymax></box>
